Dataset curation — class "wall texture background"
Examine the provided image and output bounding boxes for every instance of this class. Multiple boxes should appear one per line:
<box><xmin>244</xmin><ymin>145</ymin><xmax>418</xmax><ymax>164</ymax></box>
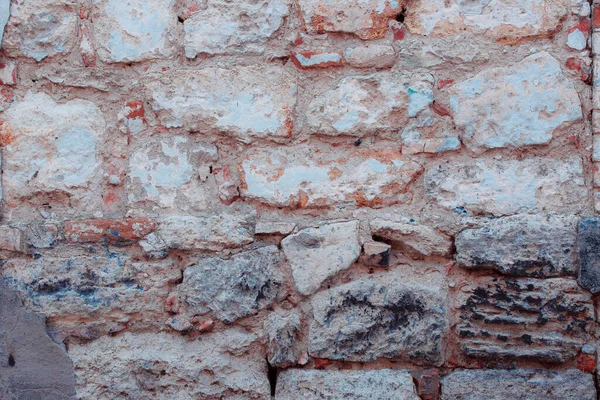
<box><xmin>0</xmin><ymin>0</ymin><xmax>599</xmax><ymax>398</ymax></box>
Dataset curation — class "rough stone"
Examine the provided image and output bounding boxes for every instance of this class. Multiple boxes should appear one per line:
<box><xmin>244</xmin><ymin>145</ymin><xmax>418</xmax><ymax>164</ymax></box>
<box><xmin>0</xmin><ymin>280</ymin><xmax>76</xmax><ymax>400</ymax></box>
<box><xmin>291</xmin><ymin>51</ymin><xmax>343</xmax><ymax>69</ymax></box>
<box><xmin>276</xmin><ymin>369</ymin><xmax>419</xmax><ymax>400</ymax></box>
<box><xmin>370</xmin><ymin>218</ymin><xmax>453</xmax><ymax>257</ymax></box>
<box><xmin>145</xmin><ymin>66</ymin><xmax>296</xmax><ymax>141</ymax></box>
<box><xmin>441</xmin><ymin>369</ymin><xmax>596</xmax><ymax>400</ymax></box>
<box><xmin>68</xmin><ymin>329</ymin><xmax>270</xmax><ymax>399</ymax></box>
<box><xmin>92</xmin><ymin>0</ymin><xmax>178</xmax><ymax>63</ymax></box>
<box><xmin>1</xmin><ymin>92</ymin><xmax>106</xmax><ymax>210</ymax></box>
<box><xmin>255</xmin><ymin>221</ymin><xmax>296</xmax><ymax>235</ymax></box>
<box><xmin>26</xmin><ymin>224</ymin><xmax>58</xmax><ymax>249</ymax></box>
<box><xmin>174</xmin><ymin>246</ymin><xmax>283</xmax><ymax>323</ymax></box>
<box><xmin>157</xmin><ymin>213</ymin><xmax>255</xmax><ymax>251</ymax></box>
<box><xmin>456</xmin><ymin>214</ymin><xmax>578</xmax><ymax>277</ymax></box>
<box><xmin>578</xmin><ymin>218</ymin><xmax>600</xmax><ymax>293</ymax></box>
<box><xmin>344</xmin><ymin>44</ymin><xmax>397</xmax><ymax>68</ymax></box>
<box><xmin>0</xmin><ymin>61</ymin><xmax>16</xmax><ymax>85</ymax></box>
<box><xmin>309</xmin><ymin>273</ymin><xmax>446</xmax><ymax>364</ymax></box>
<box><xmin>184</xmin><ymin>0</ymin><xmax>289</xmax><ymax>57</ymax></box>
<box><xmin>127</xmin><ymin>136</ymin><xmax>218</xmax><ymax>209</ymax></box>
<box><xmin>2</xmin><ymin>0</ymin><xmax>78</xmax><ymax>61</ymax></box>
<box><xmin>297</xmin><ymin>0</ymin><xmax>401</xmax><ymax>39</ymax></box>
<box><xmin>305</xmin><ymin>73</ymin><xmax>433</xmax><ymax>136</ymax></box>
<box><xmin>241</xmin><ymin>146</ymin><xmax>423</xmax><ymax>208</ymax></box>
<box><xmin>455</xmin><ymin>277</ymin><xmax>594</xmax><ymax>363</ymax></box>
<box><xmin>266</xmin><ymin>310</ymin><xmax>303</xmax><ymax>368</ymax></box>
<box><xmin>2</xmin><ymin>254</ymin><xmax>180</xmax><ymax>337</ymax></box>
<box><xmin>425</xmin><ymin>157</ymin><xmax>587</xmax><ymax>216</ymax></box>
<box><xmin>281</xmin><ymin>221</ymin><xmax>361</xmax><ymax>295</ymax></box>
<box><xmin>406</xmin><ymin>0</ymin><xmax>568</xmax><ymax>43</ymax></box>
<box><xmin>450</xmin><ymin>52</ymin><xmax>582</xmax><ymax>153</ymax></box>
<box><xmin>362</xmin><ymin>241</ymin><xmax>391</xmax><ymax>267</ymax></box>
<box><xmin>0</xmin><ymin>226</ymin><xmax>23</xmax><ymax>252</ymax></box>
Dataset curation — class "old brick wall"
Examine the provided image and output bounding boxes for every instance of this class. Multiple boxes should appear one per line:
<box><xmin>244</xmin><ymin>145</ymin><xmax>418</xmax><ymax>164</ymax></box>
<box><xmin>0</xmin><ymin>0</ymin><xmax>599</xmax><ymax>398</ymax></box>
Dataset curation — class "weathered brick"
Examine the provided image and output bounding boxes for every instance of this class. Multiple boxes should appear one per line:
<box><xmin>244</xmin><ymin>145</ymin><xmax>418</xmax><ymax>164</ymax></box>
<box><xmin>2</xmin><ymin>92</ymin><xmax>106</xmax><ymax>210</ymax></box>
<box><xmin>118</xmin><ymin>101</ymin><xmax>146</xmax><ymax>135</ymax></box>
<box><xmin>291</xmin><ymin>51</ymin><xmax>343</xmax><ymax>69</ymax></box>
<box><xmin>456</xmin><ymin>214</ymin><xmax>578</xmax><ymax>277</ymax></box>
<box><xmin>309</xmin><ymin>273</ymin><xmax>446</xmax><ymax>364</ymax></box>
<box><xmin>127</xmin><ymin>136</ymin><xmax>217</xmax><ymax>209</ymax></box>
<box><xmin>455</xmin><ymin>277</ymin><xmax>594</xmax><ymax>363</ymax></box>
<box><xmin>69</xmin><ymin>330</ymin><xmax>270</xmax><ymax>399</ymax></box>
<box><xmin>406</xmin><ymin>0</ymin><xmax>568</xmax><ymax>43</ymax></box>
<box><xmin>3</xmin><ymin>0</ymin><xmax>78</xmax><ymax>61</ymax></box>
<box><xmin>297</xmin><ymin>0</ymin><xmax>401</xmax><ymax>39</ymax></box>
<box><xmin>412</xmin><ymin>370</ymin><xmax>440</xmax><ymax>400</ymax></box>
<box><xmin>92</xmin><ymin>0</ymin><xmax>178</xmax><ymax>63</ymax></box>
<box><xmin>370</xmin><ymin>218</ymin><xmax>453</xmax><ymax>258</ymax></box>
<box><xmin>306</xmin><ymin>73</ymin><xmax>433</xmax><ymax>136</ymax></box>
<box><xmin>276</xmin><ymin>369</ymin><xmax>419</xmax><ymax>400</ymax></box>
<box><xmin>344</xmin><ymin>44</ymin><xmax>396</xmax><ymax>68</ymax></box>
<box><xmin>441</xmin><ymin>369</ymin><xmax>595</xmax><ymax>400</ymax></box>
<box><xmin>450</xmin><ymin>52</ymin><xmax>582</xmax><ymax>153</ymax></box>
<box><xmin>171</xmin><ymin>246</ymin><xmax>283</xmax><ymax>323</ymax></box>
<box><xmin>281</xmin><ymin>221</ymin><xmax>361</xmax><ymax>295</ymax></box>
<box><xmin>64</xmin><ymin>218</ymin><xmax>156</xmax><ymax>243</ymax></box>
<box><xmin>157</xmin><ymin>213</ymin><xmax>255</xmax><ymax>251</ymax></box>
<box><xmin>145</xmin><ymin>66</ymin><xmax>296</xmax><ymax>141</ymax></box>
<box><xmin>425</xmin><ymin>157</ymin><xmax>587</xmax><ymax>216</ymax></box>
<box><xmin>240</xmin><ymin>145</ymin><xmax>423</xmax><ymax>208</ymax></box>
<box><xmin>184</xmin><ymin>0</ymin><xmax>289</xmax><ymax>57</ymax></box>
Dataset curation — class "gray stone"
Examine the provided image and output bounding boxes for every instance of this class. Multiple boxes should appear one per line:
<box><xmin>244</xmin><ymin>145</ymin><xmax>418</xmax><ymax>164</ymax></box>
<box><xmin>456</xmin><ymin>214</ymin><xmax>578</xmax><ymax>277</ymax></box>
<box><xmin>455</xmin><ymin>277</ymin><xmax>594</xmax><ymax>363</ymax></box>
<box><xmin>177</xmin><ymin>246</ymin><xmax>283</xmax><ymax>323</ymax></box>
<box><xmin>0</xmin><ymin>0</ymin><xmax>9</xmax><ymax>45</ymax></box>
<box><xmin>370</xmin><ymin>218</ymin><xmax>452</xmax><ymax>257</ymax></box>
<box><xmin>69</xmin><ymin>329</ymin><xmax>270</xmax><ymax>399</ymax></box>
<box><xmin>282</xmin><ymin>221</ymin><xmax>361</xmax><ymax>295</ymax></box>
<box><xmin>276</xmin><ymin>369</ymin><xmax>419</xmax><ymax>400</ymax></box>
<box><xmin>578</xmin><ymin>218</ymin><xmax>600</xmax><ymax>293</ymax></box>
<box><xmin>26</xmin><ymin>224</ymin><xmax>58</xmax><ymax>249</ymax></box>
<box><xmin>441</xmin><ymin>369</ymin><xmax>596</xmax><ymax>400</ymax></box>
<box><xmin>266</xmin><ymin>310</ymin><xmax>303</xmax><ymax>368</ymax></box>
<box><xmin>309</xmin><ymin>273</ymin><xmax>446</xmax><ymax>364</ymax></box>
<box><xmin>0</xmin><ymin>226</ymin><xmax>23</xmax><ymax>252</ymax></box>
<box><xmin>0</xmin><ymin>280</ymin><xmax>76</xmax><ymax>400</ymax></box>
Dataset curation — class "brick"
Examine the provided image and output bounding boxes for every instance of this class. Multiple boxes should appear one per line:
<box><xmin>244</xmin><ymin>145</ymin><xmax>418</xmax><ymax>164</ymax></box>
<box><xmin>2</xmin><ymin>0</ymin><xmax>78</xmax><ymax>61</ymax></box>
<box><xmin>370</xmin><ymin>218</ymin><xmax>453</xmax><ymax>258</ymax></box>
<box><xmin>171</xmin><ymin>246</ymin><xmax>283</xmax><ymax>323</ymax></box>
<box><xmin>64</xmin><ymin>218</ymin><xmax>156</xmax><ymax>243</ymax></box>
<box><xmin>291</xmin><ymin>51</ymin><xmax>343</xmax><ymax>69</ymax></box>
<box><xmin>450</xmin><ymin>52</ymin><xmax>582</xmax><ymax>153</ymax></box>
<box><xmin>455</xmin><ymin>214</ymin><xmax>578</xmax><ymax>277</ymax></box>
<box><xmin>69</xmin><ymin>330</ymin><xmax>270</xmax><ymax>399</ymax></box>
<box><xmin>127</xmin><ymin>136</ymin><xmax>217</xmax><ymax>209</ymax></box>
<box><xmin>281</xmin><ymin>221</ymin><xmax>361</xmax><ymax>295</ymax></box>
<box><xmin>425</xmin><ymin>157</ymin><xmax>587</xmax><ymax>216</ymax></box>
<box><xmin>455</xmin><ymin>277</ymin><xmax>593</xmax><ymax>363</ymax></box>
<box><xmin>406</xmin><ymin>0</ymin><xmax>568</xmax><ymax>43</ymax></box>
<box><xmin>1</xmin><ymin>92</ymin><xmax>106</xmax><ymax>210</ymax></box>
<box><xmin>297</xmin><ymin>0</ymin><xmax>401</xmax><ymax>39</ymax></box>
<box><xmin>411</xmin><ymin>370</ymin><xmax>440</xmax><ymax>400</ymax></box>
<box><xmin>0</xmin><ymin>226</ymin><xmax>24</xmax><ymax>252</ymax></box>
<box><xmin>344</xmin><ymin>44</ymin><xmax>396</xmax><ymax>68</ymax></box>
<box><xmin>145</xmin><ymin>66</ymin><xmax>296</xmax><ymax>141</ymax></box>
<box><xmin>157</xmin><ymin>213</ymin><xmax>255</xmax><ymax>251</ymax></box>
<box><xmin>593</xmin><ymin>4</ymin><xmax>600</xmax><ymax>29</ymax></box>
<box><xmin>92</xmin><ymin>0</ymin><xmax>178</xmax><ymax>63</ymax></box>
<box><xmin>276</xmin><ymin>369</ymin><xmax>419</xmax><ymax>400</ymax></box>
<box><xmin>309</xmin><ymin>272</ymin><xmax>446</xmax><ymax>364</ymax></box>
<box><xmin>441</xmin><ymin>369</ymin><xmax>595</xmax><ymax>400</ymax></box>
<box><xmin>240</xmin><ymin>145</ymin><xmax>423</xmax><ymax>208</ymax></box>
<box><xmin>306</xmin><ymin>73</ymin><xmax>433</xmax><ymax>136</ymax></box>
<box><xmin>184</xmin><ymin>0</ymin><xmax>289</xmax><ymax>57</ymax></box>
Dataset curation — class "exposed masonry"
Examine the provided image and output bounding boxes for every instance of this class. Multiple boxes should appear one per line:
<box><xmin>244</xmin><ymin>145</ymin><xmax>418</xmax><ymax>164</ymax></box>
<box><xmin>0</xmin><ymin>0</ymin><xmax>599</xmax><ymax>399</ymax></box>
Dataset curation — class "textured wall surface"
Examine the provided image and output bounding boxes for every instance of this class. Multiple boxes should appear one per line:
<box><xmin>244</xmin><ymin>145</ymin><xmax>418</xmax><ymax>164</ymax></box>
<box><xmin>0</xmin><ymin>0</ymin><xmax>599</xmax><ymax>399</ymax></box>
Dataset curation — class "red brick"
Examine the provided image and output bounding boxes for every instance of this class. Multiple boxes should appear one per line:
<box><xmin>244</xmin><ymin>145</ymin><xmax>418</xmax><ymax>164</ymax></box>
<box><xmin>64</xmin><ymin>218</ymin><xmax>156</xmax><ymax>243</ymax></box>
<box><xmin>577</xmin><ymin>353</ymin><xmax>596</xmax><ymax>373</ymax></box>
<box><xmin>411</xmin><ymin>370</ymin><xmax>440</xmax><ymax>400</ymax></box>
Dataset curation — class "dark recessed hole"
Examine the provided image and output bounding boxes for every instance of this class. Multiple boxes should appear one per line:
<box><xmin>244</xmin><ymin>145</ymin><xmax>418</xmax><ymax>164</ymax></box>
<box><xmin>354</xmin><ymin>138</ymin><xmax>362</xmax><ymax>146</ymax></box>
<box><xmin>396</xmin><ymin>7</ymin><xmax>407</xmax><ymax>23</ymax></box>
<box><xmin>8</xmin><ymin>354</ymin><xmax>15</xmax><ymax>367</ymax></box>
<box><xmin>267</xmin><ymin>359</ymin><xmax>277</xmax><ymax>396</ymax></box>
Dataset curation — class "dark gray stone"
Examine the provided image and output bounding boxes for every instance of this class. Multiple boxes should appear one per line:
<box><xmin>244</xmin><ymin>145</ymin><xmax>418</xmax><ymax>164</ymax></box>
<box><xmin>578</xmin><ymin>218</ymin><xmax>600</xmax><ymax>293</ymax></box>
<box><xmin>266</xmin><ymin>310</ymin><xmax>304</xmax><ymax>368</ymax></box>
<box><xmin>309</xmin><ymin>273</ymin><xmax>446</xmax><ymax>365</ymax></box>
<box><xmin>456</xmin><ymin>215</ymin><xmax>578</xmax><ymax>277</ymax></box>
<box><xmin>455</xmin><ymin>277</ymin><xmax>594</xmax><ymax>363</ymax></box>
<box><xmin>0</xmin><ymin>279</ymin><xmax>76</xmax><ymax>399</ymax></box>
<box><xmin>441</xmin><ymin>369</ymin><xmax>596</xmax><ymax>400</ymax></box>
